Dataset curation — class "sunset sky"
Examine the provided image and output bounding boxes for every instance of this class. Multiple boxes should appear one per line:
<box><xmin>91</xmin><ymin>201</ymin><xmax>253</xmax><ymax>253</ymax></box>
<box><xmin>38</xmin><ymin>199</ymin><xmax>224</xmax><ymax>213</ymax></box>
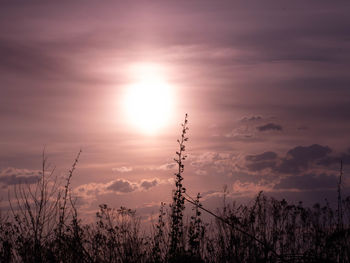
<box><xmin>1</xmin><ymin>1</ymin><xmax>350</xmax><ymax>221</ymax></box>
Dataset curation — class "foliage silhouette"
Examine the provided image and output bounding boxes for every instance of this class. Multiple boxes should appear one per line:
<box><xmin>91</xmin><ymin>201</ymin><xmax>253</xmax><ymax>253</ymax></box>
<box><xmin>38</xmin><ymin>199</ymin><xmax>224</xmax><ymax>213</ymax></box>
<box><xmin>0</xmin><ymin>115</ymin><xmax>350</xmax><ymax>262</ymax></box>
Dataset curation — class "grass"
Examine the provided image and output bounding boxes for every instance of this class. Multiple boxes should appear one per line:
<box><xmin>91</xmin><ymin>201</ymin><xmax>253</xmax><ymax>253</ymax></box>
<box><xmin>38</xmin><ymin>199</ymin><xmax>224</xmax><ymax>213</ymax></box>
<box><xmin>1</xmin><ymin>115</ymin><xmax>350</xmax><ymax>262</ymax></box>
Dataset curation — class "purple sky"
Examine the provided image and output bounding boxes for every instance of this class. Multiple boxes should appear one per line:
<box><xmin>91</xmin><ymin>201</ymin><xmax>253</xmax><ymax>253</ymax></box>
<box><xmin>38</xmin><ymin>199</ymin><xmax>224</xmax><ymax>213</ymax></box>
<box><xmin>1</xmin><ymin>1</ymin><xmax>350</xmax><ymax>221</ymax></box>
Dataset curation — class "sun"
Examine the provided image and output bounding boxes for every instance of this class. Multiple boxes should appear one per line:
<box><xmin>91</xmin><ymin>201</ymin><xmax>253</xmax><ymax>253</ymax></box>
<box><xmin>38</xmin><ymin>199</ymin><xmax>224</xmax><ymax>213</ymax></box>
<box><xmin>122</xmin><ymin>63</ymin><xmax>174</xmax><ymax>134</ymax></box>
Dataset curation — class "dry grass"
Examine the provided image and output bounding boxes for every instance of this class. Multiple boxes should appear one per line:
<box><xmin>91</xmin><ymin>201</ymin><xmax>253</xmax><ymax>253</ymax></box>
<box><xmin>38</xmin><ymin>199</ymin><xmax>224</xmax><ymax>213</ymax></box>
<box><xmin>1</xmin><ymin>116</ymin><xmax>349</xmax><ymax>262</ymax></box>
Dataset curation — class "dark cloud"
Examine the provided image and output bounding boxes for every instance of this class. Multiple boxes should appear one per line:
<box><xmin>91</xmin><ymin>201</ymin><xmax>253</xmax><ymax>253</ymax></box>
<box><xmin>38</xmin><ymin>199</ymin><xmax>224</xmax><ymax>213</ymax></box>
<box><xmin>274</xmin><ymin>173</ymin><xmax>337</xmax><ymax>190</ymax></box>
<box><xmin>246</xmin><ymin>161</ymin><xmax>276</xmax><ymax>172</ymax></box>
<box><xmin>288</xmin><ymin>144</ymin><xmax>332</xmax><ymax>161</ymax></box>
<box><xmin>0</xmin><ymin>38</ymin><xmax>69</xmax><ymax>78</ymax></box>
<box><xmin>280</xmin><ymin>100</ymin><xmax>350</xmax><ymax>122</ymax></box>
<box><xmin>240</xmin><ymin>116</ymin><xmax>262</xmax><ymax>122</ymax></box>
<box><xmin>317</xmin><ymin>157</ymin><xmax>337</xmax><ymax>167</ymax></box>
<box><xmin>140</xmin><ymin>179</ymin><xmax>158</xmax><ymax>190</ymax></box>
<box><xmin>0</xmin><ymin>167</ymin><xmax>40</xmax><ymax>186</ymax></box>
<box><xmin>257</xmin><ymin>123</ymin><xmax>282</xmax><ymax>132</ymax></box>
<box><xmin>0</xmin><ymin>175</ymin><xmax>39</xmax><ymax>186</ymax></box>
<box><xmin>107</xmin><ymin>179</ymin><xmax>136</xmax><ymax>193</ymax></box>
<box><xmin>244</xmin><ymin>145</ymin><xmax>335</xmax><ymax>174</ymax></box>
<box><xmin>340</xmin><ymin>150</ymin><xmax>350</xmax><ymax>165</ymax></box>
<box><xmin>156</xmin><ymin>163</ymin><xmax>177</xmax><ymax>171</ymax></box>
<box><xmin>297</xmin><ymin>126</ymin><xmax>308</xmax><ymax>131</ymax></box>
<box><xmin>245</xmin><ymin>152</ymin><xmax>278</xmax><ymax>172</ymax></box>
<box><xmin>317</xmin><ymin>149</ymin><xmax>350</xmax><ymax>167</ymax></box>
<box><xmin>246</xmin><ymin>151</ymin><xmax>277</xmax><ymax>162</ymax></box>
<box><xmin>276</xmin><ymin>144</ymin><xmax>332</xmax><ymax>174</ymax></box>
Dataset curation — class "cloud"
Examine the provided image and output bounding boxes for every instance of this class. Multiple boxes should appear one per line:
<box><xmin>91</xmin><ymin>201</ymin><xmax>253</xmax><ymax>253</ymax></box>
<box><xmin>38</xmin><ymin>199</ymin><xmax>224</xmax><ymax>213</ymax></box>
<box><xmin>75</xmin><ymin>177</ymin><xmax>166</xmax><ymax>201</ymax></box>
<box><xmin>195</xmin><ymin>169</ymin><xmax>208</xmax><ymax>176</ymax></box>
<box><xmin>224</xmin><ymin>126</ymin><xmax>256</xmax><ymax>141</ymax></box>
<box><xmin>190</xmin><ymin>152</ymin><xmax>232</xmax><ymax>167</ymax></box>
<box><xmin>0</xmin><ymin>39</ymin><xmax>67</xmax><ymax>77</ymax></box>
<box><xmin>74</xmin><ymin>182</ymin><xmax>104</xmax><ymax>205</ymax></box>
<box><xmin>140</xmin><ymin>179</ymin><xmax>159</xmax><ymax>190</ymax></box>
<box><xmin>243</xmin><ymin>145</ymin><xmax>336</xmax><ymax>176</ymax></box>
<box><xmin>244</xmin><ymin>152</ymin><xmax>277</xmax><ymax>172</ymax></box>
<box><xmin>246</xmin><ymin>161</ymin><xmax>276</xmax><ymax>172</ymax></box>
<box><xmin>297</xmin><ymin>126</ymin><xmax>308</xmax><ymax>131</ymax></box>
<box><xmin>106</xmin><ymin>179</ymin><xmax>137</xmax><ymax>193</ymax></box>
<box><xmin>274</xmin><ymin>173</ymin><xmax>337</xmax><ymax>190</ymax></box>
<box><xmin>145</xmin><ymin>163</ymin><xmax>177</xmax><ymax>171</ymax></box>
<box><xmin>336</xmin><ymin>150</ymin><xmax>350</xmax><ymax>165</ymax></box>
<box><xmin>156</xmin><ymin>163</ymin><xmax>177</xmax><ymax>171</ymax></box>
<box><xmin>276</xmin><ymin>144</ymin><xmax>332</xmax><ymax>174</ymax></box>
<box><xmin>112</xmin><ymin>166</ymin><xmax>133</xmax><ymax>173</ymax></box>
<box><xmin>317</xmin><ymin>148</ymin><xmax>350</xmax><ymax>167</ymax></box>
<box><xmin>240</xmin><ymin>116</ymin><xmax>262</xmax><ymax>123</ymax></box>
<box><xmin>231</xmin><ymin>181</ymin><xmax>272</xmax><ymax>194</ymax></box>
<box><xmin>287</xmin><ymin>144</ymin><xmax>332</xmax><ymax>161</ymax></box>
<box><xmin>0</xmin><ymin>167</ymin><xmax>41</xmax><ymax>186</ymax></box>
<box><xmin>246</xmin><ymin>151</ymin><xmax>277</xmax><ymax>162</ymax></box>
<box><xmin>256</xmin><ymin>123</ymin><xmax>282</xmax><ymax>132</ymax></box>
<box><xmin>187</xmin><ymin>144</ymin><xmax>342</xmax><ymax>191</ymax></box>
<box><xmin>225</xmin><ymin>116</ymin><xmax>278</xmax><ymax>141</ymax></box>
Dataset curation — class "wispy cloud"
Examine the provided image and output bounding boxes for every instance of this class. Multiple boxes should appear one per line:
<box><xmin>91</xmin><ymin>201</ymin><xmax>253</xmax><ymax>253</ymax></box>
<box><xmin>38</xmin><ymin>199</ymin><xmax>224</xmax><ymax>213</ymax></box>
<box><xmin>256</xmin><ymin>123</ymin><xmax>282</xmax><ymax>132</ymax></box>
<box><xmin>74</xmin><ymin>177</ymin><xmax>169</xmax><ymax>201</ymax></box>
<box><xmin>0</xmin><ymin>167</ymin><xmax>41</xmax><ymax>187</ymax></box>
<box><xmin>112</xmin><ymin>166</ymin><xmax>133</xmax><ymax>173</ymax></box>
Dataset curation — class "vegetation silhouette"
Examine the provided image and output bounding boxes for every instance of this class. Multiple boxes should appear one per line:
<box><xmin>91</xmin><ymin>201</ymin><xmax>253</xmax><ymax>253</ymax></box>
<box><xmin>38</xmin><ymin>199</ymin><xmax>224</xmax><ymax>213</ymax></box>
<box><xmin>0</xmin><ymin>115</ymin><xmax>350</xmax><ymax>262</ymax></box>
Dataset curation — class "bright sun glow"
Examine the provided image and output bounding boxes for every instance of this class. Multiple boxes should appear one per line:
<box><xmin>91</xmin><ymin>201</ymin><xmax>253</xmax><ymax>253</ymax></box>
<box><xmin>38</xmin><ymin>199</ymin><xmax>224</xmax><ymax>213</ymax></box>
<box><xmin>122</xmin><ymin>63</ymin><xmax>174</xmax><ymax>134</ymax></box>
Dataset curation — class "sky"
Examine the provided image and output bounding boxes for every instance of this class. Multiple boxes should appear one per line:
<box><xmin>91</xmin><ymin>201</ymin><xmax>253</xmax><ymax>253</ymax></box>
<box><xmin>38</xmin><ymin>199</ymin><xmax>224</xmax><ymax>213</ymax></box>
<box><xmin>1</xmin><ymin>1</ymin><xmax>350</xmax><ymax>222</ymax></box>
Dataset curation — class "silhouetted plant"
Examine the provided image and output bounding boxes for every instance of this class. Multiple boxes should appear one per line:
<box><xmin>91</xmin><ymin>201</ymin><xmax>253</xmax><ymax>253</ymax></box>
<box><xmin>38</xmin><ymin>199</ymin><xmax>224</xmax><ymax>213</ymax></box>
<box><xmin>152</xmin><ymin>202</ymin><xmax>168</xmax><ymax>263</ymax></box>
<box><xmin>169</xmin><ymin>113</ymin><xmax>188</xmax><ymax>260</ymax></box>
<box><xmin>89</xmin><ymin>204</ymin><xmax>145</xmax><ymax>263</ymax></box>
<box><xmin>188</xmin><ymin>193</ymin><xmax>205</xmax><ymax>261</ymax></box>
<box><xmin>1</xmin><ymin>115</ymin><xmax>350</xmax><ymax>262</ymax></box>
<box><xmin>8</xmin><ymin>150</ymin><xmax>61</xmax><ymax>262</ymax></box>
